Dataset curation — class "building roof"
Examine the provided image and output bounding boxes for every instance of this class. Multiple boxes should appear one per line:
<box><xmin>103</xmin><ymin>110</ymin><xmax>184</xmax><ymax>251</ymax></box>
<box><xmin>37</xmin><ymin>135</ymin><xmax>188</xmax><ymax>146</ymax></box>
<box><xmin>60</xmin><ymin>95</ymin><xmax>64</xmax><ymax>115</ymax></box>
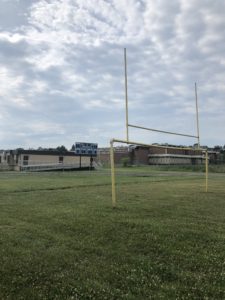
<box><xmin>12</xmin><ymin>149</ymin><xmax>96</xmax><ymax>157</ymax></box>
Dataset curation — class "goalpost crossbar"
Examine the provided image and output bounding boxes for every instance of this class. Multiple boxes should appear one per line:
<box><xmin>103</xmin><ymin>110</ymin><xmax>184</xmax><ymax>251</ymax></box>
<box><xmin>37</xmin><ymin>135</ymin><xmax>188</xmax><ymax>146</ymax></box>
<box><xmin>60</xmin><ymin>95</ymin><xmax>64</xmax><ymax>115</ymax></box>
<box><xmin>111</xmin><ymin>138</ymin><xmax>204</xmax><ymax>151</ymax></box>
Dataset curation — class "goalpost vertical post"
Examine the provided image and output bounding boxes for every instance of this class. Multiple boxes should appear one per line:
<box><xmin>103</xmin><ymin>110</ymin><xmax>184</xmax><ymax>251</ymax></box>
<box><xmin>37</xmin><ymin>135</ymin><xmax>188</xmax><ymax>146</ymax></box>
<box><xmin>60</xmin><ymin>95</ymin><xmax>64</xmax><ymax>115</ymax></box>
<box><xmin>109</xmin><ymin>48</ymin><xmax>129</xmax><ymax>208</ymax></box>
<box><xmin>205</xmin><ymin>150</ymin><xmax>208</xmax><ymax>192</ymax></box>
<box><xmin>195</xmin><ymin>83</ymin><xmax>208</xmax><ymax>192</ymax></box>
<box><xmin>195</xmin><ymin>82</ymin><xmax>200</xmax><ymax>148</ymax></box>
<box><xmin>110</xmin><ymin>139</ymin><xmax>116</xmax><ymax>208</ymax></box>
<box><xmin>124</xmin><ymin>48</ymin><xmax>129</xmax><ymax>142</ymax></box>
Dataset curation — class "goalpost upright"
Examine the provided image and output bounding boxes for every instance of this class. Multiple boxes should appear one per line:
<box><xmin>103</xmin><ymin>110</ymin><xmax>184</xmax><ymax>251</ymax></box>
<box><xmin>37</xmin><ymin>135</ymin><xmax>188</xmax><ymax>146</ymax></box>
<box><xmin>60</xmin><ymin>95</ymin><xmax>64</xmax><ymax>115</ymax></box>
<box><xmin>110</xmin><ymin>48</ymin><xmax>208</xmax><ymax>208</ymax></box>
<box><xmin>124</xmin><ymin>48</ymin><xmax>129</xmax><ymax>142</ymax></box>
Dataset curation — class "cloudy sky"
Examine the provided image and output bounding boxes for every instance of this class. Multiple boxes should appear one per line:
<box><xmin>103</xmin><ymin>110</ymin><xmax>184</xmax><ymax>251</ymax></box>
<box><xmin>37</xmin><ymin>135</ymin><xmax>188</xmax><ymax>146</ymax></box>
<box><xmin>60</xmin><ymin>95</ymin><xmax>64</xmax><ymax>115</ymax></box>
<box><xmin>0</xmin><ymin>0</ymin><xmax>224</xmax><ymax>149</ymax></box>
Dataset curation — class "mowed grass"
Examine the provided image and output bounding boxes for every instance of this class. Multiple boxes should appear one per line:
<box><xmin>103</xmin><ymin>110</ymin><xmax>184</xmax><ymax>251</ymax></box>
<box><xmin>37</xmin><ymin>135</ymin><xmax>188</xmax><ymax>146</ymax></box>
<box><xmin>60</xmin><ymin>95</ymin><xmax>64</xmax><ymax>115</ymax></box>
<box><xmin>0</xmin><ymin>169</ymin><xmax>225</xmax><ymax>299</ymax></box>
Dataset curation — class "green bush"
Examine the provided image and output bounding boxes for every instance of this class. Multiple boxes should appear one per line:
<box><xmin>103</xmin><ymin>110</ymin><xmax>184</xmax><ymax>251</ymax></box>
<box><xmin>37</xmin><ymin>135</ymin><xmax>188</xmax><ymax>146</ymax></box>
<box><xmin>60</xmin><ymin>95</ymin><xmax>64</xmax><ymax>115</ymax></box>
<box><xmin>121</xmin><ymin>157</ymin><xmax>130</xmax><ymax>167</ymax></box>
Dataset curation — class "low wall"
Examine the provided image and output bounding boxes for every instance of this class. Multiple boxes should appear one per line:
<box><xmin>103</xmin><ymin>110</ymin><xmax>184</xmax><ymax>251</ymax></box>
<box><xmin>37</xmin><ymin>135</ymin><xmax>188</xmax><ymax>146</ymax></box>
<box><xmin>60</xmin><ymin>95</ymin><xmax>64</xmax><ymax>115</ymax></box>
<box><xmin>0</xmin><ymin>164</ymin><xmax>13</xmax><ymax>171</ymax></box>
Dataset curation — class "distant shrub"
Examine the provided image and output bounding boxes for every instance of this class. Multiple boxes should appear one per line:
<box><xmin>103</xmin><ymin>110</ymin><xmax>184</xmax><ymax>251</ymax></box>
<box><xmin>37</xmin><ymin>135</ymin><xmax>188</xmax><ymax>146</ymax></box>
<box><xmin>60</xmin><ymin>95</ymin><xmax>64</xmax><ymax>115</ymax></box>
<box><xmin>121</xmin><ymin>157</ymin><xmax>130</xmax><ymax>167</ymax></box>
<box><xmin>209</xmin><ymin>164</ymin><xmax>225</xmax><ymax>173</ymax></box>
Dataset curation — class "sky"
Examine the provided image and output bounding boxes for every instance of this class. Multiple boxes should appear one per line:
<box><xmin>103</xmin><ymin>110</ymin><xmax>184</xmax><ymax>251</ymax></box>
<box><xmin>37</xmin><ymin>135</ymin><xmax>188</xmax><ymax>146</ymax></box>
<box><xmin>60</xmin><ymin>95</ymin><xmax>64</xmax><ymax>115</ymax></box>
<box><xmin>0</xmin><ymin>0</ymin><xmax>224</xmax><ymax>150</ymax></box>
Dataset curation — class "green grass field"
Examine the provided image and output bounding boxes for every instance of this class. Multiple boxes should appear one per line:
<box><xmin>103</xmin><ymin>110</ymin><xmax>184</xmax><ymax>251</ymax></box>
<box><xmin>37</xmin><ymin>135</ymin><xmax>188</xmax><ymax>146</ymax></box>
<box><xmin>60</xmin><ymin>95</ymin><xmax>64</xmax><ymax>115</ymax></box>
<box><xmin>0</xmin><ymin>168</ymin><xmax>225</xmax><ymax>299</ymax></box>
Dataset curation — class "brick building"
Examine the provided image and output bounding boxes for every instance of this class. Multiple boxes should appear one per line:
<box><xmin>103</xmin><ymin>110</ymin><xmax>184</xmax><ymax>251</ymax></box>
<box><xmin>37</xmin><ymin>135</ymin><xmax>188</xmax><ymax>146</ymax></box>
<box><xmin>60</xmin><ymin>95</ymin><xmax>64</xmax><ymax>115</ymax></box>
<box><xmin>97</xmin><ymin>145</ymin><xmax>205</xmax><ymax>165</ymax></box>
<box><xmin>98</xmin><ymin>147</ymin><xmax>129</xmax><ymax>165</ymax></box>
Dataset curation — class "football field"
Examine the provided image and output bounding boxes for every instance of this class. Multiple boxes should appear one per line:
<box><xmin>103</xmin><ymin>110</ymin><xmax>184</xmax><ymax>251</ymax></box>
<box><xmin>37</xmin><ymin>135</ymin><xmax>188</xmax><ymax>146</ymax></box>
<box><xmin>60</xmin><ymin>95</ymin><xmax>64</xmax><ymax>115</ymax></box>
<box><xmin>0</xmin><ymin>168</ymin><xmax>225</xmax><ymax>299</ymax></box>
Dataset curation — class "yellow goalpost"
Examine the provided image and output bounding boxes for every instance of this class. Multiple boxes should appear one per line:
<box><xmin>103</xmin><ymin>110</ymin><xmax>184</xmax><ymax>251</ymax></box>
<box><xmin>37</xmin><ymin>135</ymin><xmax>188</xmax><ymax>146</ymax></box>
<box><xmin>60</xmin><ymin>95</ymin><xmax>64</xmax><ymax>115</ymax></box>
<box><xmin>110</xmin><ymin>48</ymin><xmax>208</xmax><ymax>208</ymax></box>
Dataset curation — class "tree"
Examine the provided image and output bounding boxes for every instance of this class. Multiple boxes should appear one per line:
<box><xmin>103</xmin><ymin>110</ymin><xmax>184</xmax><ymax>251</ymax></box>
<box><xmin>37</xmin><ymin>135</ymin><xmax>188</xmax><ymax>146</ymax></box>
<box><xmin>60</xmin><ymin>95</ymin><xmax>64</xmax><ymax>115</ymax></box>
<box><xmin>56</xmin><ymin>145</ymin><xmax>68</xmax><ymax>152</ymax></box>
<box><xmin>214</xmin><ymin>145</ymin><xmax>222</xmax><ymax>151</ymax></box>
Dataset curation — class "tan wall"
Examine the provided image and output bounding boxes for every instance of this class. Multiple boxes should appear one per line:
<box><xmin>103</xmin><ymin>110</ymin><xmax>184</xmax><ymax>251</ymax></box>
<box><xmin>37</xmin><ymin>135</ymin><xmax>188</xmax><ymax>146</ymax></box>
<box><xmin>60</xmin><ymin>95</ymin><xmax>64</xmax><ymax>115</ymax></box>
<box><xmin>63</xmin><ymin>155</ymin><xmax>90</xmax><ymax>165</ymax></box>
<box><xmin>20</xmin><ymin>154</ymin><xmax>59</xmax><ymax>164</ymax></box>
<box><xmin>19</xmin><ymin>154</ymin><xmax>90</xmax><ymax>166</ymax></box>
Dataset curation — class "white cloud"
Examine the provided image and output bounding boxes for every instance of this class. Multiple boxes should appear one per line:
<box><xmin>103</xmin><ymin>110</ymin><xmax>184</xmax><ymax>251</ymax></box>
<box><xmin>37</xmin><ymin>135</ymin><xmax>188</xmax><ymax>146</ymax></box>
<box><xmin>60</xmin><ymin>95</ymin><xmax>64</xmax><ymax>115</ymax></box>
<box><xmin>0</xmin><ymin>67</ymin><xmax>31</xmax><ymax>109</ymax></box>
<box><xmin>0</xmin><ymin>67</ymin><xmax>24</xmax><ymax>97</ymax></box>
<box><xmin>29</xmin><ymin>121</ymin><xmax>65</xmax><ymax>135</ymax></box>
<box><xmin>0</xmin><ymin>32</ymin><xmax>24</xmax><ymax>43</ymax></box>
<box><xmin>0</xmin><ymin>0</ymin><xmax>224</xmax><ymax>148</ymax></box>
<box><xmin>31</xmin><ymin>80</ymin><xmax>48</xmax><ymax>93</ymax></box>
<box><xmin>26</xmin><ymin>48</ymin><xmax>66</xmax><ymax>70</ymax></box>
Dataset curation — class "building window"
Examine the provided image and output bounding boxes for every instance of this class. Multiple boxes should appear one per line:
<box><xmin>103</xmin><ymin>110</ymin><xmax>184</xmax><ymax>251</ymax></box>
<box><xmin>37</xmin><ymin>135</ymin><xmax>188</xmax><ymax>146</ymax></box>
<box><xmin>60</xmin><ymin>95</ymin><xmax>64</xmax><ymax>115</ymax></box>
<box><xmin>59</xmin><ymin>156</ymin><xmax>64</xmax><ymax>163</ymax></box>
<box><xmin>23</xmin><ymin>155</ymin><xmax>29</xmax><ymax>165</ymax></box>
